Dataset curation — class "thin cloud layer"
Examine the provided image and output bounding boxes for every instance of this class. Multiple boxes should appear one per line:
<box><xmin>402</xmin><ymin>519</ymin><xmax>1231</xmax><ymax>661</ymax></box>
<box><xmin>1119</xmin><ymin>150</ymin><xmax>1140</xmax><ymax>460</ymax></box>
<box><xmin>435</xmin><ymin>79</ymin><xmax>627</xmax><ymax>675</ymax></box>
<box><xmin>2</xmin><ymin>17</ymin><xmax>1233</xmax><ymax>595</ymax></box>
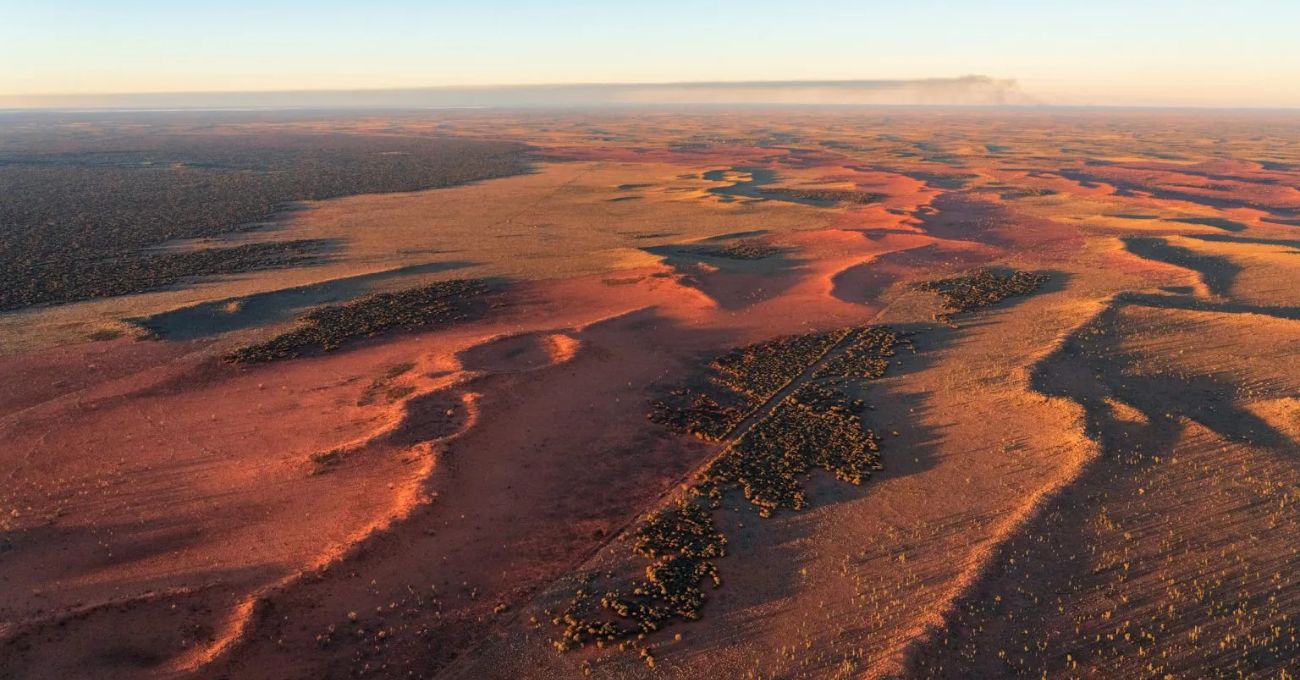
<box><xmin>1</xmin><ymin>76</ymin><xmax>1035</xmax><ymax>110</ymax></box>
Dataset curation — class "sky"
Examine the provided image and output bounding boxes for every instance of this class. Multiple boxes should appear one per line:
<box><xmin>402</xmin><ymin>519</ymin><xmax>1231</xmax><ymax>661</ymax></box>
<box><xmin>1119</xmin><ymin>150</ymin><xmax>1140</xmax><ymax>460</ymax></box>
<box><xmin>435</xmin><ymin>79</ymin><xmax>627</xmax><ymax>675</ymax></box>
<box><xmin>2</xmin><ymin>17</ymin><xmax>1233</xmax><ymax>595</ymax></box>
<box><xmin>2</xmin><ymin>0</ymin><xmax>1299</xmax><ymax>108</ymax></box>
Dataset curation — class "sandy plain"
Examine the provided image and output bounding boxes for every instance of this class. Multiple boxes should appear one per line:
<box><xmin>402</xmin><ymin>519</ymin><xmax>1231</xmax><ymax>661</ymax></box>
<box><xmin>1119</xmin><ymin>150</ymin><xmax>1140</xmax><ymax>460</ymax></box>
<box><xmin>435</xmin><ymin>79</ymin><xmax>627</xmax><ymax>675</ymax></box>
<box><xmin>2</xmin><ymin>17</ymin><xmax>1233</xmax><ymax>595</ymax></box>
<box><xmin>1</xmin><ymin>109</ymin><xmax>1298</xmax><ymax>679</ymax></box>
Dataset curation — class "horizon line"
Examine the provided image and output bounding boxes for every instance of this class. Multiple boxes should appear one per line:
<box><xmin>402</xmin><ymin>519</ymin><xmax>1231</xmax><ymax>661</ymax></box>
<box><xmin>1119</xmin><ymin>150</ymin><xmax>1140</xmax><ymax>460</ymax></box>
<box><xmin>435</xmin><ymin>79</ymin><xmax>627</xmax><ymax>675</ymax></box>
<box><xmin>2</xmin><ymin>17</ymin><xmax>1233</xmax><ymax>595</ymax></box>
<box><xmin>4</xmin><ymin>76</ymin><xmax>1025</xmax><ymax>99</ymax></box>
<box><xmin>2</xmin><ymin>78</ymin><xmax>1296</xmax><ymax>112</ymax></box>
<box><xmin>5</xmin><ymin>104</ymin><xmax>1300</xmax><ymax>114</ymax></box>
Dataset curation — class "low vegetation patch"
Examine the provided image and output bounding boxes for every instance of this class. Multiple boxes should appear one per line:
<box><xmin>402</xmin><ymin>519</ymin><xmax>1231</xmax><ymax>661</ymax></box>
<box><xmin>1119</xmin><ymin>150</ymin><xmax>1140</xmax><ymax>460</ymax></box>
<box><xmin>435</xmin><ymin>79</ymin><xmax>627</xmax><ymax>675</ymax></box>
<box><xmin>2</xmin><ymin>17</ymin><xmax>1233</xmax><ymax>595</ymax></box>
<box><xmin>553</xmin><ymin>502</ymin><xmax>726</xmax><ymax>654</ymax></box>
<box><xmin>226</xmin><ymin>279</ymin><xmax>491</xmax><ymax>363</ymax></box>
<box><xmin>711</xmin><ymin>331</ymin><xmax>844</xmax><ymax>398</ymax></box>
<box><xmin>758</xmin><ymin>188</ymin><xmax>885</xmax><ymax>204</ymax></box>
<box><xmin>308</xmin><ymin>448</ymin><xmax>346</xmax><ymax>475</ymax></box>
<box><xmin>647</xmin><ymin>388</ymin><xmax>748</xmax><ymax>442</ymax></box>
<box><xmin>0</xmin><ymin>129</ymin><xmax>527</xmax><ymax>309</ymax></box>
<box><xmin>557</xmin><ymin>325</ymin><xmax>905</xmax><ymax>662</ymax></box>
<box><xmin>917</xmin><ymin>268</ymin><xmax>1048</xmax><ymax>323</ymax></box>
<box><xmin>703</xmin><ymin>239</ymin><xmax>782</xmax><ymax>260</ymax></box>
<box><xmin>813</xmin><ymin>326</ymin><xmax>906</xmax><ymax>380</ymax></box>
<box><xmin>1</xmin><ymin>239</ymin><xmax>330</xmax><ymax>310</ymax></box>
<box><xmin>648</xmin><ymin>330</ymin><xmax>843</xmax><ymax>440</ymax></box>
<box><xmin>698</xmin><ymin>383</ymin><xmax>878</xmax><ymax>516</ymax></box>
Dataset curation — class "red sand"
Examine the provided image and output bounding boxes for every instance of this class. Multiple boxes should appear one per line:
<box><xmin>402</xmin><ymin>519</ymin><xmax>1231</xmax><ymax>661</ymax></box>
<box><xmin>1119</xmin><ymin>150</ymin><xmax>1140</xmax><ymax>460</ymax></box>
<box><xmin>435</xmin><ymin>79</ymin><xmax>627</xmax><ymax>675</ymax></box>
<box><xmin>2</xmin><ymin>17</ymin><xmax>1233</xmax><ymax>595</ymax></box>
<box><xmin>3</xmin><ymin>110</ymin><xmax>1299</xmax><ymax>679</ymax></box>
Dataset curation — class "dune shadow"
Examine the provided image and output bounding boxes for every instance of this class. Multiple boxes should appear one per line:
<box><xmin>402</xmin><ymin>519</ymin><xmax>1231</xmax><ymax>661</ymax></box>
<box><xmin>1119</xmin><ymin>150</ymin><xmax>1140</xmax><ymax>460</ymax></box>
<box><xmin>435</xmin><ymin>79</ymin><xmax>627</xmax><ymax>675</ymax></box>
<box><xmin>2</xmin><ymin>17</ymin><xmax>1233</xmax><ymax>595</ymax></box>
<box><xmin>896</xmin><ymin>171</ymin><xmax>977</xmax><ymax>190</ymax></box>
<box><xmin>133</xmin><ymin>260</ymin><xmax>478</xmax><ymax>340</ymax></box>
<box><xmin>1185</xmin><ymin>233</ymin><xmax>1300</xmax><ymax>251</ymax></box>
<box><xmin>703</xmin><ymin>166</ymin><xmax>837</xmax><ymax>207</ymax></box>
<box><xmin>1121</xmin><ymin>291</ymin><xmax>1300</xmax><ymax>322</ymax></box>
<box><xmin>642</xmin><ymin>243</ymin><xmax>807</xmax><ymax>310</ymax></box>
<box><xmin>830</xmin><ymin>244</ymin><xmax>993</xmax><ymax>306</ymax></box>
<box><xmin>1168</xmin><ymin>216</ymin><xmax>1248</xmax><ymax>232</ymax></box>
<box><xmin>0</xmin><ymin>515</ymin><xmax>217</xmax><ymax>587</ymax></box>
<box><xmin>1</xmin><ymin>559</ymin><xmax>270</xmax><ymax>678</ymax></box>
<box><xmin>1037</xmin><ymin>299</ymin><xmax>1293</xmax><ymax>455</ymax></box>
<box><xmin>908</xmin><ymin>295</ymin><xmax>1299</xmax><ymax>677</ymax></box>
<box><xmin>1122</xmin><ymin>236</ymin><xmax>1240</xmax><ymax>297</ymax></box>
<box><xmin>702</xmin><ymin>229</ymin><xmax>771</xmax><ymax>242</ymax></box>
<box><xmin>663</xmin><ymin>319</ymin><xmax>996</xmax><ymax>672</ymax></box>
<box><xmin>914</xmin><ymin>192</ymin><xmax>1013</xmax><ymax>246</ymax></box>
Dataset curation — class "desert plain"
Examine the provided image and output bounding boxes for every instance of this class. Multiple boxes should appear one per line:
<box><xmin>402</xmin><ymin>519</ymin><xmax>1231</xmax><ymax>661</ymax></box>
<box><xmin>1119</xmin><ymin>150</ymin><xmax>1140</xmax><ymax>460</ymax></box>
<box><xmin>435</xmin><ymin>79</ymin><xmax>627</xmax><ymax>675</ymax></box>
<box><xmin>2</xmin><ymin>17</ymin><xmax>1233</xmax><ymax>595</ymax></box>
<box><xmin>1</xmin><ymin>108</ymin><xmax>1299</xmax><ymax>679</ymax></box>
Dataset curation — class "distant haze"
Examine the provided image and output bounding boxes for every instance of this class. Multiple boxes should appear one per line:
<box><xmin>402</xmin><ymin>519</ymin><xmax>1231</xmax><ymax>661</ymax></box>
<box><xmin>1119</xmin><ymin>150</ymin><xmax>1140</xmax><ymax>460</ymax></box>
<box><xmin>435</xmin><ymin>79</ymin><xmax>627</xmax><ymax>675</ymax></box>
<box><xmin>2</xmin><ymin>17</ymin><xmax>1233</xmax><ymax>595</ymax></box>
<box><xmin>0</xmin><ymin>77</ymin><xmax>1037</xmax><ymax>111</ymax></box>
<box><xmin>6</xmin><ymin>1</ymin><xmax>1300</xmax><ymax>109</ymax></box>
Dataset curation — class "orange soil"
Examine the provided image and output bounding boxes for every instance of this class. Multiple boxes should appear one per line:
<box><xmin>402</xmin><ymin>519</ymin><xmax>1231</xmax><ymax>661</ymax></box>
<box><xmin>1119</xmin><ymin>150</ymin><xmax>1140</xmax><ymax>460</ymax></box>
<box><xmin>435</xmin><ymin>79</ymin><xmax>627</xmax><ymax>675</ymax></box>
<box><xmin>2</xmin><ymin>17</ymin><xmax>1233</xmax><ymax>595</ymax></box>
<box><xmin>2</xmin><ymin>110</ymin><xmax>1298</xmax><ymax>680</ymax></box>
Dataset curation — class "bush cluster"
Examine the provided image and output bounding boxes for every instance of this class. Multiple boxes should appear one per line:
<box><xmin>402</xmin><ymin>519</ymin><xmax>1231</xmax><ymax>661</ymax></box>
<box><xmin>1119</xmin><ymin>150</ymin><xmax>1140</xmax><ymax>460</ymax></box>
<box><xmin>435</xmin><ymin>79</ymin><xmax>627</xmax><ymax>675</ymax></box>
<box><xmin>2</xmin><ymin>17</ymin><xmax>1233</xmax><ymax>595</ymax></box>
<box><xmin>225</xmin><ymin>279</ymin><xmax>491</xmax><ymax>362</ymax></box>
<box><xmin>758</xmin><ymin>187</ymin><xmax>885</xmax><ymax>204</ymax></box>
<box><xmin>704</xmin><ymin>239</ymin><xmax>782</xmax><ymax>260</ymax></box>
<box><xmin>558</xmin><ymin>326</ymin><xmax>904</xmax><ymax>659</ymax></box>
<box><xmin>648</xmin><ymin>331</ymin><xmax>843</xmax><ymax>440</ymax></box>
<box><xmin>916</xmin><ymin>268</ymin><xmax>1048</xmax><ymax>322</ymax></box>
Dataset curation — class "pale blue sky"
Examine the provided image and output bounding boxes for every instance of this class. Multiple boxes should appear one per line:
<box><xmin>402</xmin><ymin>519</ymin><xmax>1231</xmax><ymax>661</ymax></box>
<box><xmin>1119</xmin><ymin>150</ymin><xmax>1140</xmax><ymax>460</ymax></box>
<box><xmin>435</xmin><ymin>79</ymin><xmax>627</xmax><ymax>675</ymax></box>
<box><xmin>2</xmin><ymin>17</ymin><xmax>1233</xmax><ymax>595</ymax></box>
<box><xmin>3</xmin><ymin>0</ymin><xmax>1299</xmax><ymax>106</ymax></box>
